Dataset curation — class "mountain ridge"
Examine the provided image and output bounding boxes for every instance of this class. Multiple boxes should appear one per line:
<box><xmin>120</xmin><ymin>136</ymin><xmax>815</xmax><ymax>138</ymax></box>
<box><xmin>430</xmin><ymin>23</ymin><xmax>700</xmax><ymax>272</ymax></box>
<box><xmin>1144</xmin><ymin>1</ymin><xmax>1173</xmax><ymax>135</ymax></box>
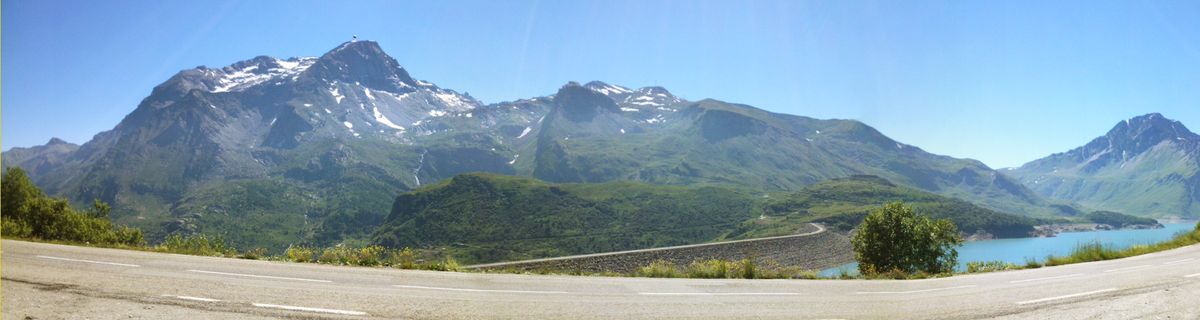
<box><xmin>3</xmin><ymin>40</ymin><xmax>1067</xmax><ymax>250</ymax></box>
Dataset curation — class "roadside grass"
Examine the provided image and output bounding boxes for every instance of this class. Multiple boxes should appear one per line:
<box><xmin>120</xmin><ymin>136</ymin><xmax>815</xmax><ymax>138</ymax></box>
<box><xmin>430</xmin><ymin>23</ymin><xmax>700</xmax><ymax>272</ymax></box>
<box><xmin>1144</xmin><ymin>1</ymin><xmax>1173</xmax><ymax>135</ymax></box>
<box><xmin>629</xmin><ymin>259</ymin><xmax>821</xmax><ymax>279</ymax></box>
<box><xmin>957</xmin><ymin>223</ymin><xmax>1200</xmax><ymax>275</ymax></box>
<box><xmin>153</xmin><ymin>234</ymin><xmax>238</xmax><ymax>257</ymax></box>
<box><xmin>964</xmin><ymin>260</ymin><xmax>1020</xmax><ymax>273</ymax></box>
<box><xmin>280</xmin><ymin>244</ymin><xmax>462</xmax><ymax>271</ymax></box>
<box><xmin>1045</xmin><ymin>226</ymin><xmax>1200</xmax><ymax>266</ymax></box>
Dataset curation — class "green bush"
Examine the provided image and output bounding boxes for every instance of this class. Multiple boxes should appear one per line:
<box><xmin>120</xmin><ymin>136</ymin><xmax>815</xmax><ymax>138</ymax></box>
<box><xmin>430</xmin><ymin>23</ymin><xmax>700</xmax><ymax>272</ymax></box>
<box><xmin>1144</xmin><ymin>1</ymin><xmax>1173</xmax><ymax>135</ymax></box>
<box><xmin>1</xmin><ymin>167</ymin><xmax>144</xmax><ymax>246</ymax></box>
<box><xmin>286</xmin><ymin>245</ymin><xmax>316</xmax><ymax>262</ymax></box>
<box><xmin>239</xmin><ymin>247</ymin><xmax>269</xmax><ymax>260</ymax></box>
<box><xmin>851</xmin><ymin>202</ymin><xmax>962</xmax><ymax>276</ymax></box>
<box><xmin>636</xmin><ymin>260</ymin><xmax>681</xmax><ymax>278</ymax></box>
<box><xmin>420</xmin><ymin>256</ymin><xmax>462</xmax><ymax>272</ymax></box>
<box><xmin>740</xmin><ymin>259</ymin><xmax>757</xmax><ymax>279</ymax></box>
<box><xmin>388</xmin><ymin>247</ymin><xmax>417</xmax><ymax>269</ymax></box>
<box><xmin>1023</xmin><ymin>258</ymin><xmax>1042</xmax><ymax>269</ymax></box>
<box><xmin>685</xmin><ymin>259</ymin><xmax>732</xmax><ymax>278</ymax></box>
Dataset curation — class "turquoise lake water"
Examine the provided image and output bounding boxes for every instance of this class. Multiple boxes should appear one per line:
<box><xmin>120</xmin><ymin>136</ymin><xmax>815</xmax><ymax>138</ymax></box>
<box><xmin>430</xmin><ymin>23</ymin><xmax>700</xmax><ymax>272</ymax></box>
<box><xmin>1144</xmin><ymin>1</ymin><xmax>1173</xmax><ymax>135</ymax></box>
<box><xmin>820</xmin><ymin>222</ymin><xmax>1197</xmax><ymax>277</ymax></box>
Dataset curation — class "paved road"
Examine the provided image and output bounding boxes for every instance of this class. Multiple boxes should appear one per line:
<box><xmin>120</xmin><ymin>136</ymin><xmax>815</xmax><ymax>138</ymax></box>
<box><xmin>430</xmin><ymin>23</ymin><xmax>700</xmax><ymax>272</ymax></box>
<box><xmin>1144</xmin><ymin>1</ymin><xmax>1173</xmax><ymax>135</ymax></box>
<box><xmin>3</xmin><ymin>239</ymin><xmax>1199</xmax><ymax>319</ymax></box>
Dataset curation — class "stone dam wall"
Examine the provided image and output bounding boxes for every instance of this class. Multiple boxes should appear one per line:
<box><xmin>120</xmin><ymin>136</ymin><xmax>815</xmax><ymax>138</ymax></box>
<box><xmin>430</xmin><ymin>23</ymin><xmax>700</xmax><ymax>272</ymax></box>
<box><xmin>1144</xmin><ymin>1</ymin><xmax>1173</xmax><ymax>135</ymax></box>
<box><xmin>466</xmin><ymin>224</ymin><xmax>854</xmax><ymax>274</ymax></box>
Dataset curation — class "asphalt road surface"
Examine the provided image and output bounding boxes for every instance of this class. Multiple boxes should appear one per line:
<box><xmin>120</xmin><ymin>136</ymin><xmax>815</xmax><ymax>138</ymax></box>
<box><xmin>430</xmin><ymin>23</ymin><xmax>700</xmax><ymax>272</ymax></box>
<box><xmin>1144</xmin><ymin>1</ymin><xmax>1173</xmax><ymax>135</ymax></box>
<box><xmin>3</xmin><ymin>239</ymin><xmax>1198</xmax><ymax>319</ymax></box>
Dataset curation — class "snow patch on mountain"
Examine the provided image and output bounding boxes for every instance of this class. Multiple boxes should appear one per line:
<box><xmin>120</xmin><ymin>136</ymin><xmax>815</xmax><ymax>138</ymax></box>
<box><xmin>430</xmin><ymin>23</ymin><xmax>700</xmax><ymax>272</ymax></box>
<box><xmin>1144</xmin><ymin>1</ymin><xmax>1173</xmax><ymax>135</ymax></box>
<box><xmin>331</xmin><ymin>87</ymin><xmax>345</xmax><ymax>104</ymax></box>
<box><xmin>210</xmin><ymin>57</ymin><xmax>316</xmax><ymax>93</ymax></box>
<box><xmin>433</xmin><ymin>91</ymin><xmax>473</xmax><ymax>110</ymax></box>
<box><xmin>372</xmin><ymin>106</ymin><xmax>405</xmax><ymax>130</ymax></box>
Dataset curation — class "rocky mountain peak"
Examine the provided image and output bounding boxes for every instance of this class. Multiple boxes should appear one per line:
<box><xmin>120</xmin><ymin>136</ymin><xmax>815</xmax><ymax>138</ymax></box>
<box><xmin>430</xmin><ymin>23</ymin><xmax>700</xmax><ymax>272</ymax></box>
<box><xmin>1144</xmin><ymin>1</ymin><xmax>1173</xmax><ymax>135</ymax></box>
<box><xmin>1094</xmin><ymin>113</ymin><xmax>1197</xmax><ymax>156</ymax></box>
<box><xmin>46</xmin><ymin>137</ymin><xmax>71</xmax><ymax>146</ymax></box>
<box><xmin>304</xmin><ymin>40</ymin><xmax>422</xmax><ymax>93</ymax></box>
<box><xmin>552</xmin><ymin>81</ymin><xmax>619</xmax><ymax>122</ymax></box>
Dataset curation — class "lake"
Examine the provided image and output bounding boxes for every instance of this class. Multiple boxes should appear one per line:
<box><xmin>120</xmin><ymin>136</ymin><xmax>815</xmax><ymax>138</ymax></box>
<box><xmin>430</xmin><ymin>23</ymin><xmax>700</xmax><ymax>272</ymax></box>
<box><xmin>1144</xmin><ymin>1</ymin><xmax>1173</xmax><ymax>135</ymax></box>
<box><xmin>820</xmin><ymin>222</ymin><xmax>1197</xmax><ymax>277</ymax></box>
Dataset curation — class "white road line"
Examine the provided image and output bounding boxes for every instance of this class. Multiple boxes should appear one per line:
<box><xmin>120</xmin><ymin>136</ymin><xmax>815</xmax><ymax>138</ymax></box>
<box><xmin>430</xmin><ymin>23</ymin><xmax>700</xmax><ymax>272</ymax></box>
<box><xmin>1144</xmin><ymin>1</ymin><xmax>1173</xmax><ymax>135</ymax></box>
<box><xmin>252</xmin><ymin>303</ymin><xmax>367</xmax><ymax>316</ymax></box>
<box><xmin>1163</xmin><ymin>258</ymin><xmax>1196</xmax><ymax>265</ymax></box>
<box><xmin>1185</xmin><ymin>273</ymin><xmax>1200</xmax><ymax>278</ymax></box>
<box><xmin>162</xmin><ymin>294</ymin><xmax>221</xmax><ymax>302</ymax></box>
<box><xmin>187</xmin><ymin>270</ymin><xmax>332</xmax><ymax>283</ymax></box>
<box><xmin>1016</xmin><ymin>288</ymin><xmax>1118</xmax><ymax>305</ymax></box>
<box><xmin>394</xmin><ymin>284</ymin><xmax>567</xmax><ymax>294</ymax></box>
<box><xmin>1103</xmin><ymin>265</ymin><xmax>1152</xmax><ymax>273</ymax></box>
<box><xmin>855</xmin><ymin>285</ymin><xmax>976</xmax><ymax>295</ymax></box>
<box><xmin>37</xmin><ymin>255</ymin><xmax>140</xmax><ymax>267</ymax></box>
<box><xmin>1008</xmin><ymin>273</ymin><xmax>1084</xmax><ymax>284</ymax></box>
<box><xmin>639</xmin><ymin>292</ymin><xmax>800</xmax><ymax>296</ymax></box>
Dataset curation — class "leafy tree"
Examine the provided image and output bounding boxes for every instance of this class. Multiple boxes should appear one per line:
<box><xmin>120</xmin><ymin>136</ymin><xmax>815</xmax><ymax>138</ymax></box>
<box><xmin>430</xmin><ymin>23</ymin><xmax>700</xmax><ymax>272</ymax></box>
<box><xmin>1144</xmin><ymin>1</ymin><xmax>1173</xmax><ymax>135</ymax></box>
<box><xmin>90</xmin><ymin>199</ymin><xmax>112</xmax><ymax>219</ymax></box>
<box><xmin>851</xmin><ymin>201</ymin><xmax>963</xmax><ymax>275</ymax></box>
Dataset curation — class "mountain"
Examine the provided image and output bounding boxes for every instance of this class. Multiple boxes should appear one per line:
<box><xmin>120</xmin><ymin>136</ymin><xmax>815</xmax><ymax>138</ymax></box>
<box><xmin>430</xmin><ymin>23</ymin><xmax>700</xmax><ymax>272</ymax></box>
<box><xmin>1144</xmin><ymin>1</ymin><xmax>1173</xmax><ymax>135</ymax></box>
<box><xmin>2</xmin><ymin>138</ymin><xmax>79</xmax><ymax>178</ymax></box>
<box><xmin>521</xmin><ymin>82</ymin><xmax>1057</xmax><ymax>217</ymax></box>
<box><xmin>3</xmin><ymin>40</ymin><xmax>1061</xmax><ymax>250</ymax></box>
<box><xmin>1008</xmin><ymin>113</ymin><xmax>1200</xmax><ymax>217</ymax></box>
<box><xmin>1</xmin><ymin>41</ymin><xmax>511</xmax><ymax>250</ymax></box>
<box><xmin>371</xmin><ymin>173</ymin><xmax>1040</xmax><ymax>264</ymax></box>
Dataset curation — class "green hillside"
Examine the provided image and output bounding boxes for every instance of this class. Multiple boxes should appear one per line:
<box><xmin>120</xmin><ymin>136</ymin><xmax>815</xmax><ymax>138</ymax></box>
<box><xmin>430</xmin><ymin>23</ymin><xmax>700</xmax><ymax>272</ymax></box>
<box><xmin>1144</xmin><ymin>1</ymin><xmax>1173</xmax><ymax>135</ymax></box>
<box><xmin>371</xmin><ymin>173</ymin><xmax>1041</xmax><ymax>264</ymax></box>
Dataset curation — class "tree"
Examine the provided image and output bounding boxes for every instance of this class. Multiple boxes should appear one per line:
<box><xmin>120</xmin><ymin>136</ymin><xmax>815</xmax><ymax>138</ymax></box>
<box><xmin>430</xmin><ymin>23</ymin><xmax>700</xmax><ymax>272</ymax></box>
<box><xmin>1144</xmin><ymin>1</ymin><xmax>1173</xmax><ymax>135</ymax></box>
<box><xmin>2</xmin><ymin>167</ymin><xmax>44</xmax><ymax>222</ymax></box>
<box><xmin>90</xmin><ymin>199</ymin><xmax>112</xmax><ymax>219</ymax></box>
<box><xmin>851</xmin><ymin>201</ymin><xmax>963</xmax><ymax>275</ymax></box>
<box><xmin>1</xmin><ymin>166</ymin><xmax>143</xmax><ymax>246</ymax></box>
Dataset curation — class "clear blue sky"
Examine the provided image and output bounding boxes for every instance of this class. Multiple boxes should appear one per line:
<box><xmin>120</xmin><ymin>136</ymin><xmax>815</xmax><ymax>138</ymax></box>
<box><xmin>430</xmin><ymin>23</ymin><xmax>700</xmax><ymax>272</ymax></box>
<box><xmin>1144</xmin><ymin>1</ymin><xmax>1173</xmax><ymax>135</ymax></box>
<box><xmin>4</xmin><ymin>0</ymin><xmax>1200</xmax><ymax>168</ymax></box>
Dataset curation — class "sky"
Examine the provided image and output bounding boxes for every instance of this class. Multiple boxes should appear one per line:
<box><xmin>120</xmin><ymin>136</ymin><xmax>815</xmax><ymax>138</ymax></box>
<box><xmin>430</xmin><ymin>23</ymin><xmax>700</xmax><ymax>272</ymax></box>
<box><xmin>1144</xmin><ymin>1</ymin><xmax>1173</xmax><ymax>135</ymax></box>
<box><xmin>3</xmin><ymin>0</ymin><xmax>1200</xmax><ymax>168</ymax></box>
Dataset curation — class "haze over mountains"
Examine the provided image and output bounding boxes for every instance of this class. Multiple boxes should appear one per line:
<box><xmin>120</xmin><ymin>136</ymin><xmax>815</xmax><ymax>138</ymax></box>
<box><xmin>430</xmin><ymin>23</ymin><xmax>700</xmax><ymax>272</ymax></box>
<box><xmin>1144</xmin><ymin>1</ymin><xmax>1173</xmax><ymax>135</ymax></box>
<box><xmin>3</xmin><ymin>40</ymin><xmax>1189</xmax><ymax>251</ymax></box>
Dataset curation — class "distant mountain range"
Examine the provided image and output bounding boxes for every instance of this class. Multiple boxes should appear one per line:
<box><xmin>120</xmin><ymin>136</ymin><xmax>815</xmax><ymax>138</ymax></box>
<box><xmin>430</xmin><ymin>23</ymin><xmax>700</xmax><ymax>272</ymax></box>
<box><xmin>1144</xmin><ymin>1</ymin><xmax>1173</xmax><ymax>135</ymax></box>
<box><xmin>5</xmin><ymin>40</ymin><xmax>1170</xmax><ymax>250</ymax></box>
<box><xmin>1008</xmin><ymin>113</ymin><xmax>1200</xmax><ymax>217</ymax></box>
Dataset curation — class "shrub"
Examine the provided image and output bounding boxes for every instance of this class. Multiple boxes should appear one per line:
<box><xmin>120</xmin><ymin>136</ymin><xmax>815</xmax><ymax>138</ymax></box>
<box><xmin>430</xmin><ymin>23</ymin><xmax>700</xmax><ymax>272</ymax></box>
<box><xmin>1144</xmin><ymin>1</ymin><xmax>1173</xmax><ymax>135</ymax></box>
<box><xmin>239</xmin><ymin>247</ymin><xmax>269</xmax><ymax>260</ymax></box>
<box><xmin>421</xmin><ymin>256</ymin><xmax>462</xmax><ymax>271</ymax></box>
<box><xmin>388</xmin><ymin>247</ymin><xmax>417</xmax><ymax>269</ymax></box>
<box><xmin>318</xmin><ymin>246</ymin><xmax>352</xmax><ymax>264</ymax></box>
<box><xmin>686</xmin><ymin>259</ymin><xmax>731</xmax><ymax>278</ymax></box>
<box><xmin>1023</xmin><ymin>257</ymin><xmax>1042</xmax><ymax>269</ymax></box>
<box><xmin>286</xmin><ymin>245</ymin><xmax>316</xmax><ymax>262</ymax></box>
<box><xmin>355</xmin><ymin>245</ymin><xmax>385</xmax><ymax>266</ymax></box>
<box><xmin>636</xmin><ymin>260</ymin><xmax>681</xmax><ymax>278</ymax></box>
<box><xmin>740</xmin><ymin>259</ymin><xmax>757</xmax><ymax>279</ymax></box>
<box><xmin>851</xmin><ymin>202</ymin><xmax>962</xmax><ymax>276</ymax></box>
<box><xmin>1</xmin><ymin>167</ymin><xmax>144</xmax><ymax>246</ymax></box>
